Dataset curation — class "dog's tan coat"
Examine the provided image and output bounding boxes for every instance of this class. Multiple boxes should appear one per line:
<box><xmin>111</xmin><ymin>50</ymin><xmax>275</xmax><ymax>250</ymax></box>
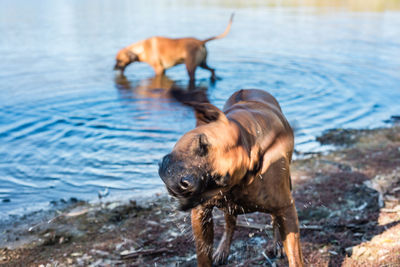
<box><xmin>114</xmin><ymin>15</ymin><xmax>233</xmax><ymax>85</ymax></box>
<box><xmin>170</xmin><ymin>89</ymin><xmax>304</xmax><ymax>266</ymax></box>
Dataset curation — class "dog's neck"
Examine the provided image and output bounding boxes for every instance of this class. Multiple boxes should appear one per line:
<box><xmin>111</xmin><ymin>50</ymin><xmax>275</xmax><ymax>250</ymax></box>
<box><xmin>127</xmin><ymin>42</ymin><xmax>145</xmax><ymax>60</ymax></box>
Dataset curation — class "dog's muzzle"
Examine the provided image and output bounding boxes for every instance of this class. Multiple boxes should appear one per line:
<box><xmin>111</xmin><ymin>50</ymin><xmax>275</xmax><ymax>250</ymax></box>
<box><xmin>113</xmin><ymin>63</ymin><xmax>125</xmax><ymax>72</ymax></box>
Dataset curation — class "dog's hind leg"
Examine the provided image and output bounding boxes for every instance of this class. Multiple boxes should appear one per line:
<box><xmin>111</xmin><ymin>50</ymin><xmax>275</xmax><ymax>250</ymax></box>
<box><xmin>191</xmin><ymin>206</ymin><xmax>214</xmax><ymax>267</ymax></box>
<box><xmin>213</xmin><ymin>212</ymin><xmax>236</xmax><ymax>265</ymax></box>
<box><xmin>199</xmin><ymin>61</ymin><xmax>218</xmax><ymax>81</ymax></box>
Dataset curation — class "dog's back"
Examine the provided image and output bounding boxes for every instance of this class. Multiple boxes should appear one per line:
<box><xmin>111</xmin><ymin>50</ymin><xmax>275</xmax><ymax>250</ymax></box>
<box><xmin>223</xmin><ymin>89</ymin><xmax>293</xmax><ymax>154</ymax></box>
<box><xmin>223</xmin><ymin>89</ymin><xmax>281</xmax><ymax>112</ymax></box>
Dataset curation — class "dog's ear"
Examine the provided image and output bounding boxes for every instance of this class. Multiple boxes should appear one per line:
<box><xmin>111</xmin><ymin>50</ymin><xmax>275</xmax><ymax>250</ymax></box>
<box><xmin>170</xmin><ymin>87</ymin><xmax>226</xmax><ymax>126</ymax></box>
<box><xmin>127</xmin><ymin>51</ymin><xmax>138</xmax><ymax>62</ymax></box>
<box><xmin>190</xmin><ymin>102</ymin><xmax>228</xmax><ymax>126</ymax></box>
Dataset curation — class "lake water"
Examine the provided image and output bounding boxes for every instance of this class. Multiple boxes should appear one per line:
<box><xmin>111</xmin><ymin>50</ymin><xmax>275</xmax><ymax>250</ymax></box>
<box><xmin>1</xmin><ymin>0</ymin><xmax>400</xmax><ymax>218</ymax></box>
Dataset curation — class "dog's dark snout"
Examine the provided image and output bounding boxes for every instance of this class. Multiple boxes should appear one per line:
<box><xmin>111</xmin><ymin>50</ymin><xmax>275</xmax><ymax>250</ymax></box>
<box><xmin>179</xmin><ymin>176</ymin><xmax>195</xmax><ymax>191</ymax></box>
<box><xmin>114</xmin><ymin>64</ymin><xmax>123</xmax><ymax>71</ymax></box>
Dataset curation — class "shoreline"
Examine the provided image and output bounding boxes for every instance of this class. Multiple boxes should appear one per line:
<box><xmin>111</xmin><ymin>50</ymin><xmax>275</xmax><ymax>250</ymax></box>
<box><xmin>1</xmin><ymin>125</ymin><xmax>399</xmax><ymax>266</ymax></box>
<box><xmin>1</xmin><ymin>117</ymin><xmax>397</xmax><ymax>222</ymax></box>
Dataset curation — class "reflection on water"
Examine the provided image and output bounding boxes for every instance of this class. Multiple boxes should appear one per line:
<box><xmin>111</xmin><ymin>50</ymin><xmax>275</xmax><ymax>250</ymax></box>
<box><xmin>0</xmin><ymin>0</ymin><xmax>400</xmax><ymax>218</ymax></box>
<box><xmin>115</xmin><ymin>74</ymin><xmax>176</xmax><ymax>99</ymax></box>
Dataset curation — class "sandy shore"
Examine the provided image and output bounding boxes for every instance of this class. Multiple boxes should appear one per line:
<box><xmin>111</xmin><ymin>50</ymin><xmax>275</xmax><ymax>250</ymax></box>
<box><xmin>1</xmin><ymin>125</ymin><xmax>399</xmax><ymax>266</ymax></box>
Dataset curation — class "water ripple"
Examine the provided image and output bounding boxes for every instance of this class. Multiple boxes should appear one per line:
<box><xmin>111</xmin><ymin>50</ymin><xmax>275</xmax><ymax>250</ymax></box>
<box><xmin>1</xmin><ymin>2</ymin><xmax>400</xmax><ymax>218</ymax></box>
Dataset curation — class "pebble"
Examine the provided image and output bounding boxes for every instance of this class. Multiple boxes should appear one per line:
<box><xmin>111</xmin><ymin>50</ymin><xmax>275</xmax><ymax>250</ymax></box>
<box><xmin>71</xmin><ymin>252</ymin><xmax>83</xmax><ymax>257</ymax></box>
<box><xmin>106</xmin><ymin>202</ymin><xmax>120</xmax><ymax>210</ymax></box>
<box><xmin>120</xmin><ymin>249</ymin><xmax>135</xmax><ymax>256</ymax></box>
<box><xmin>89</xmin><ymin>259</ymin><xmax>104</xmax><ymax>267</ymax></box>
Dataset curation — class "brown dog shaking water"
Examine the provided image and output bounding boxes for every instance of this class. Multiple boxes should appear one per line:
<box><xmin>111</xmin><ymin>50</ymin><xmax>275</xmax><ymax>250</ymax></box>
<box><xmin>114</xmin><ymin>14</ymin><xmax>234</xmax><ymax>85</ymax></box>
<box><xmin>159</xmin><ymin>89</ymin><xmax>304</xmax><ymax>266</ymax></box>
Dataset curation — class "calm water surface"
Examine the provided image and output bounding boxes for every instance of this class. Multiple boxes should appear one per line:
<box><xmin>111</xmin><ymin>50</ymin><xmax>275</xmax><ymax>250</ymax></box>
<box><xmin>1</xmin><ymin>0</ymin><xmax>400</xmax><ymax>218</ymax></box>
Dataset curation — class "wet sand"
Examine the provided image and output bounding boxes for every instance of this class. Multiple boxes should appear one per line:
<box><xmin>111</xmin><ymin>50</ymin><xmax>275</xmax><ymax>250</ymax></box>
<box><xmin>1</xmin><ymin>125</ymin><xmax>399</xmax><ymax>266</ymax></box>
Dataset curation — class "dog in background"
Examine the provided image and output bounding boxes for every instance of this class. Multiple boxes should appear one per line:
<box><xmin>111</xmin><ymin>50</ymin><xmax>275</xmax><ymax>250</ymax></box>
<box><xmin>159</xmin><ymin>88</ymin><xmax>304</xmax><ymax>266</ymax></box>
<box><xmin>114</xmin><ymin>14</ymin><xmax>234</xmax><ymax>86</ymax></box>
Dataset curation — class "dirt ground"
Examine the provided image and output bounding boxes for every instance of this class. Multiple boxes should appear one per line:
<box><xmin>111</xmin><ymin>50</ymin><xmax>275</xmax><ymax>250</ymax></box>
<box><xmin>1</xmin><ymin>125</ymin><xmax>399</xmax><ymax>267</ymax></box>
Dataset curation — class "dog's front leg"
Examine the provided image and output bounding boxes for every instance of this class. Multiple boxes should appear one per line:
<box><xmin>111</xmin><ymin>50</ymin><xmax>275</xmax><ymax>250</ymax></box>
<box><xmin>185</xmin><ymin>59</ymin><xmax>197</xmax><ymax>89</ymax></box>
<box><xmin>213</xmin><ymin>212</ymin><xmax>236</xmax><ymax>265</ymax></box>
<box><xmin>153</xmin><ymin>65</ymin><xmax>165</xmax><ymax>76</ymax></box>
<box><xmin>191</xmin><ymin>205</ymin><xmax>214</xmax><ymax>267</ymax></box>
<box><xmin>271</xmin><ymin>215</ymin><xmax>283</xmax><ymax>258</ymax></box>
<box><xmin>275</xmin><ymin>202</ymin><xmax>304</xmax><ymax>267</ymax></box>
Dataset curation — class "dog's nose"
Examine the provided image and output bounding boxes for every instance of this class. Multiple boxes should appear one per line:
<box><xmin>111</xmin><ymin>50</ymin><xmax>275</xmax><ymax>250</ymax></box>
<box><xmin>179</xmin><ymin>176</ymin><xmax>195</xmax><ymax>191</ymax></box>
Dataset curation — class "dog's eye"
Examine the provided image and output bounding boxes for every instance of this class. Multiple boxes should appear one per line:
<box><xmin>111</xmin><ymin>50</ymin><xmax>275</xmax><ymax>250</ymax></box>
<box><xmin>197</xmin><ymin>134</ymin><xmax>209</xmax><ymax>156</ymax></box>
<box><xmin>197</xmin><ymin>143</ymin><xmax>208</xmax><ymax>156</ymax></box>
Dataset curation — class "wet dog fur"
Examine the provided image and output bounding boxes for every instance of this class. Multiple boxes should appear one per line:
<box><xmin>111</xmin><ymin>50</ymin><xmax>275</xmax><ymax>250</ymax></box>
<box><xmin>159</xmin><ymin>89</ymin><xmax>304</xmax><ymax>266</ymax></box>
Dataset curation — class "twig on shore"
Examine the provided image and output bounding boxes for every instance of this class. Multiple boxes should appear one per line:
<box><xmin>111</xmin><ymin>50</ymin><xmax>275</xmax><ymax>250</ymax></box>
<box><xmin>28</xmin><ymin>207</ymin><xmax>90</xmax><ymax>232</ymax></box>
<box><xmin>235</xmin><ymin>221</ymin><xmax>323</xmax><ymax>231</ymax></box>
<box><xmin>261</xmin><ymin>251</ymin><xmax>274</xmax><ymax>266</ymax></box>
<box><xmin>120</xmin><ymin>248</ymin><xmax>171</xmax><ymax>259</ymax></box>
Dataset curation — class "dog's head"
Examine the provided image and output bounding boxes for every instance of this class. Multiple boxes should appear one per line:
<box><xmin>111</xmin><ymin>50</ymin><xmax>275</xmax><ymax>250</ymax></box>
<box><xmin>159</xmin><ymin>96</ymin><xmax>249</xmax><ymax>211</ymax></box>
<box><xmin>114</xmin><ymin>48</ymin><xmax>138</xmax><ymax>72</ymax></box>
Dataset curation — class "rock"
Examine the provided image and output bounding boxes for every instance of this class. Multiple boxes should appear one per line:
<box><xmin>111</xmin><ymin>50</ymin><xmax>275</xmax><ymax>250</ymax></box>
<box><xmin>345</xmin><ymin>246</ymin><xmax>353</xmax><ymax>255</ymax></box>
<box><xmin>90</xmin><ymin>249</ymin><xmax>109</xmax><ymax>256</ymax></box>
<box><xmin>106</xmin><ymin>202</ymin><xmax>120</xmax><ymax>210</ymax></box>
<box><xmin>120</xmin><ymin>249</ymin><xmax>135</xmax><ymax>256</ymax></box>
<box><xmin>71</xmin><ymin>252</ymin><xmax>83</xmax><ymax>257</ymax></box>
<box><xmin>316</xmin><ymin>128</ymin><xmax>361</xmax><ymax>146</ymax></box>
<box><xmin>89</xmin><ymin>259</ymin><xmax>104</xmax><ymax>267</ymax></box>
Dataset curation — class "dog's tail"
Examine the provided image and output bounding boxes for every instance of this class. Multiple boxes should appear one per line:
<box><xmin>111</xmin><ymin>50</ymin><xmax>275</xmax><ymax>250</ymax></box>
<box><xmin>202</xmin><ymin>13</ymin><xmax>234</xmax><ymax>44</ymax></box>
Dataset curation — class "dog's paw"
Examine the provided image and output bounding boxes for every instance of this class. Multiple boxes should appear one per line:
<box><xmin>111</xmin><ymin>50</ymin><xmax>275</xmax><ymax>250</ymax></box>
<box><xmin>273</xmin><ymin>242</ymin><xmax>283</xmax><ymax>259</ymax></box>
<box><xmin>213</xmin><ymin>249</ymin><xmax>229</xmax><ymax>265</ymax></box>
<box><xmin>265</xmin><ymin>241</ymin><xmax>284</xmax><ymax>259</ymax></box>
<box><xmin>210</xmin><ymin>75</ymin><xmax>222</xmax><ymax>82</ymax></box>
